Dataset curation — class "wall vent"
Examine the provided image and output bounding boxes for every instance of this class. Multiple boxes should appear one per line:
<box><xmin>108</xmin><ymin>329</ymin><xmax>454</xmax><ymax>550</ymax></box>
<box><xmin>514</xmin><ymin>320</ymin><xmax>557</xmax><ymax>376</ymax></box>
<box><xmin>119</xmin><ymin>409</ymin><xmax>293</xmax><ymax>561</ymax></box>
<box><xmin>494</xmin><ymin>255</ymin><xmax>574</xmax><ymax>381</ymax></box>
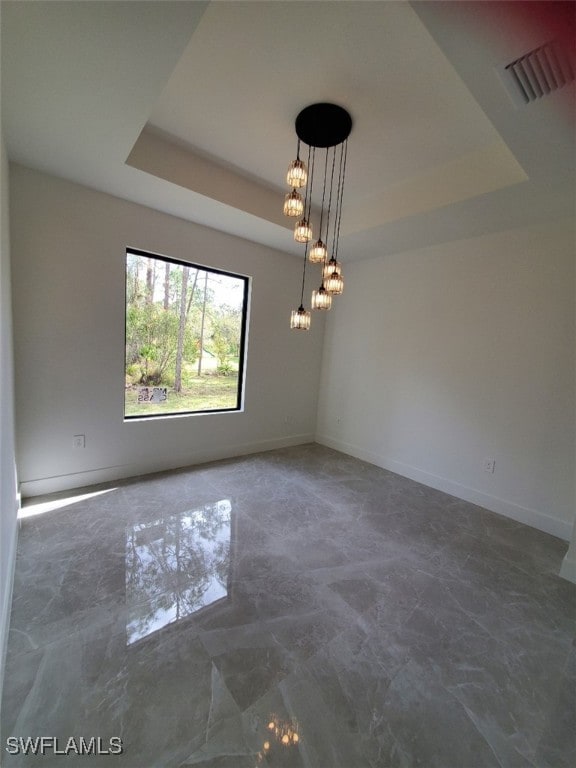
<box><xmin>500</xmin><ymin>41</ymin><xmax>574</xmax><ymax>107</ymax></box>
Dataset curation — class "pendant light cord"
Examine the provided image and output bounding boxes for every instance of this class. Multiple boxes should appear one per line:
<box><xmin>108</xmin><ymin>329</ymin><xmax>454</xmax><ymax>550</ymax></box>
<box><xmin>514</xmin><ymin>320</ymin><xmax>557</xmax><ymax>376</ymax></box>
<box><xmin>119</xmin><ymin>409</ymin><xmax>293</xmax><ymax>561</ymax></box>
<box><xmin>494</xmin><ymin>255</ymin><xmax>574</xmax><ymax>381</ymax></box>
<box><xmin>305</xmin><ymin>145</ymin><xmax>316</xmax><ymax>223</ymax></box>
<box><xmin>299</xmin><ymin>145</ymin><xmax>315</xmax><ymax>306</ymax></box>
<box><xmin>317</xmin><ymin>148</ymin><xmax>329</xmax><ymax>242</ymax></box>
<box><xmin>323</xmin><ymin>146</ymin><xmax>338</xmax><ymax>266</ymax></box>
<box><xmin>331</xmin><ymin>141</ymin><xmax>346</xmax><ymax>258</ymax></box>
<box><xmin>333</xmin><ymin>140</ymin><xmax>348</xmax><ymax>260</ymax></box>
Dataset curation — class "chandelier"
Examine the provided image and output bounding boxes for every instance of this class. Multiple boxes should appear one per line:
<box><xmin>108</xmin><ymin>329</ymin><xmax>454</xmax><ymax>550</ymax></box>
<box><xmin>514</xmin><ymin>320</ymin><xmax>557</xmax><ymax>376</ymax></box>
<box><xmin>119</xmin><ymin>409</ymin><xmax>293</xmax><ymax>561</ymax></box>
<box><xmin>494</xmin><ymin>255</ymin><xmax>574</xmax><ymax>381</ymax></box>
<box><xmin>284</xmin><ymin>103</ymin><xmax>352</xmax><ymax>330</ymax></box>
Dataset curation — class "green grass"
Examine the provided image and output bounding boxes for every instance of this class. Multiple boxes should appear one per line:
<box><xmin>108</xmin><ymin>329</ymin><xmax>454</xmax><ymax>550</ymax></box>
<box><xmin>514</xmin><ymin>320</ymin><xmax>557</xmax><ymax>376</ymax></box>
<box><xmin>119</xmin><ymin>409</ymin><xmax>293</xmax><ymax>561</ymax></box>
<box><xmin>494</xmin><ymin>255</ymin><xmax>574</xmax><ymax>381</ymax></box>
<box><xmin>125</xmin><ymin>374</ymin><xmax>239</xmax><ymax>417</ymax></box>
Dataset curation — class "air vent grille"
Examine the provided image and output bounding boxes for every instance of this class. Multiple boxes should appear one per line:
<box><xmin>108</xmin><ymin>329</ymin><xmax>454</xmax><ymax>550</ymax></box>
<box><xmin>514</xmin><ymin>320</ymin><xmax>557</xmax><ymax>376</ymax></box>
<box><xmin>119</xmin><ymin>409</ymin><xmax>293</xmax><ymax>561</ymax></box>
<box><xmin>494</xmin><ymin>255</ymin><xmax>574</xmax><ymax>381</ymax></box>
<box><xmin>504</xmin><ymin>41</ymin><xmax>574</xmax><ymax>105</ymax></box>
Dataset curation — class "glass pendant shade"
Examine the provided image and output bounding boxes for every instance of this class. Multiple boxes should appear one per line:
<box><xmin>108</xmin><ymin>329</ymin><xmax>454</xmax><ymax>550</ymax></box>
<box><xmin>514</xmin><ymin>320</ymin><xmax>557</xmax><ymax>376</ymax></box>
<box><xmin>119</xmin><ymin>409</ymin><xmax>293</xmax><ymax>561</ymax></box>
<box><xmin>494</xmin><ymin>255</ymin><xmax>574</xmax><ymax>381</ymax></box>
<box><xmin>283</xmin><ymin>189</ymin><xmax>304</xmax><ymax>217</ymax></box>
<box><xmin>309</xmin><ymin>239</ymin><xmax>327</xmax><ymax>263</ymax></box>
<box><xmin>325</xmin><ymin>270</ymin><xmax>344</xmax><ymax>295</ymax></box>
<box><xmin>294</xmin><ymin>218</ymin><xmax>312</xmax><ymax>243</ymax></box>
<box><xmin>290</xmin><ymin>305</ymin><xmax>311</xmax><ymax>330</ymax></box>
<box><xmin>322</xmin><ymin>257</ymin><xmax>341</xmax><ymax>280</ymax></box>
<box><xmin>312</xmin><ymin>285</ymin><xmax>332</xmax><ymax>310</ymax></box>
<box><xmin>286</xmin><ymin>158</ymin><xmax>307</xmax><ymax>188</ymax></box>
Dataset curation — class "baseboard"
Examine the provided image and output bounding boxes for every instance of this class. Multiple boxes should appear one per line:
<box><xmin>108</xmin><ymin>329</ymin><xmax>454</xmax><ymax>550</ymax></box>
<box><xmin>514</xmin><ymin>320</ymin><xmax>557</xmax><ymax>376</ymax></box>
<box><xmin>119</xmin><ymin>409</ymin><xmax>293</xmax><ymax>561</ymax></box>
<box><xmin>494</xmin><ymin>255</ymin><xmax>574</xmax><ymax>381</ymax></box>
<box><xmin>19</xmin><ymin>433</ymin><xmax>315</xmax><ymax>498</ymax></box>
<box><xmin>316</xmin><ymin>434</ymin><xmax>572</xmax><ymax>542</ymax></box>
<box><xmin>560</xmin><ymin>551</ymin><xmax>576</xmax><ymax>584</ymax></box>
<box><xmin>0</xmin><ymin>501</ymin><xmax>19</xmax><ymax>721</ymax></box>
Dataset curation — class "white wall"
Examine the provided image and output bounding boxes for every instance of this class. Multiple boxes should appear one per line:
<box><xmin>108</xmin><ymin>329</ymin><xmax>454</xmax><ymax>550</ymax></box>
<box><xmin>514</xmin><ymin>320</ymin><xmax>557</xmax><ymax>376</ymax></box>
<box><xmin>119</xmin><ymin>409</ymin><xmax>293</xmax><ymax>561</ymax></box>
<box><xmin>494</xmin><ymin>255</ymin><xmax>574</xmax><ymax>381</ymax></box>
<box><xmin>11</xmin><ymin>165</ymin><xmax>325</xmax><ymax>496</ymax></box>
<box><xmin>317</xmin><ymin>221</ymin><xmax>575</xmax><ymax>540</ymax></box>
<box><xmin>560</xmin><ymin>254</ymin><xmax>576</xmax><ymax>581</ymax></box>
<box><xmin>0</xmin><ymin>138</ymin><xmax>19</xmax><ymax>698</ymax></box>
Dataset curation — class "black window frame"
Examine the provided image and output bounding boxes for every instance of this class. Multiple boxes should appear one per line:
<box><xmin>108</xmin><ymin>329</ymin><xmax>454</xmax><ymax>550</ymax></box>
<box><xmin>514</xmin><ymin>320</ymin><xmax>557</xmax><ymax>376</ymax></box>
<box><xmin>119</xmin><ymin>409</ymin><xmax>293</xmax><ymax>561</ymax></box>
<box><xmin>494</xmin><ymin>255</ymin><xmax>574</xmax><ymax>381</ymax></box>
<box><xmin>124</xmin><ymin>247</ymin><xmax>249</xmax><ymax>421</ymax></box>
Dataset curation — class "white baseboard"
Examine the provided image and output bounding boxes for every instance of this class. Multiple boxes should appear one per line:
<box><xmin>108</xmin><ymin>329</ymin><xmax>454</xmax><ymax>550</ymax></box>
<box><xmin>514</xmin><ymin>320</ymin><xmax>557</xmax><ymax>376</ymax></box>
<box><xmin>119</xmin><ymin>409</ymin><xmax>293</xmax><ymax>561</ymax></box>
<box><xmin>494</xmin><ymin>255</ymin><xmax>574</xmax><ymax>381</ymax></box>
<box><xmin>560</xmin><ymin>551</ymin><xmax>576</xmax><ymax>584</ymax></box>
<box><xmin>316</xmin><ymin>434</ymin><xmax>572</xmax><ymax>542</ymax></box>
<box><xmin>19</xmin><ymin>433</ymin><xmax>315</xmax><ymax>498</ymax></box>
<box><xmin>0</xmin><ymin>502</ymin><xmax>19</xmax><ymax>719</ymax></box>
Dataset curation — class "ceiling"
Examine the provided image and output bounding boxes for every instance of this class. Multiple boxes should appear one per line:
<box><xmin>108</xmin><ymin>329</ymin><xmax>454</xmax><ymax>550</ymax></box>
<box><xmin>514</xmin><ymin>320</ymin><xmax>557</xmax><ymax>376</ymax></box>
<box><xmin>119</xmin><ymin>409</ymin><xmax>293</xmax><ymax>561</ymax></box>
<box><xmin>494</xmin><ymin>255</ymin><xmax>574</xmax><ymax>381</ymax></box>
<box><xmin>1</xmin><ymin>1</ymin><xmax>574</xmax><ymax>263</ymax></box>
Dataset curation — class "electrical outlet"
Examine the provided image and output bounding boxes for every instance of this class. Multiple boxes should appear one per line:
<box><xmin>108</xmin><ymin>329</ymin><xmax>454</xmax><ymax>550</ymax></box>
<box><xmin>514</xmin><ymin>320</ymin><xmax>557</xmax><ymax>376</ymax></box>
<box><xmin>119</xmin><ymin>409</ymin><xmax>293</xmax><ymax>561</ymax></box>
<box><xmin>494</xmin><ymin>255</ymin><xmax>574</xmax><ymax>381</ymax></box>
<box><xmin>483</xmin><ymin>457</ymin><xmax>495</xmax><ymax>474</ymax></box>
<box><xmin>73</xmin><ymin>434</ymin><xmax>85</xmax><ymax>449</ymax></box>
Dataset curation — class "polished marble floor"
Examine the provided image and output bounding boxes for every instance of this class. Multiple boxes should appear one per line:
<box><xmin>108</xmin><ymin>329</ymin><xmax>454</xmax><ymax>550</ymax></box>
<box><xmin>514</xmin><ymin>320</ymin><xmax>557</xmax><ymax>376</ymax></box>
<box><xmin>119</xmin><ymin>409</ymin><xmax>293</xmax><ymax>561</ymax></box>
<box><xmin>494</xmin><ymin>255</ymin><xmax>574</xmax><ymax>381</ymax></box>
<box><xmin>2</xmin><ymin>444</ymin><xmax>575</xmax><ymax>767</ymax></box>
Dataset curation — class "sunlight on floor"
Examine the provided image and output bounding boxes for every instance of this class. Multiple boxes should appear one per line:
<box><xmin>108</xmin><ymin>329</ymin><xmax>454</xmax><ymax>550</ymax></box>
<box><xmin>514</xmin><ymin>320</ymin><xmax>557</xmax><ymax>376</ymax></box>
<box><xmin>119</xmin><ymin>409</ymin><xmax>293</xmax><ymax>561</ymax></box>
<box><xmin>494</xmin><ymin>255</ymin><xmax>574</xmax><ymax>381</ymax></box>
<box><xmin>18</xmin><ymin>488</ymin><xmax>117</xmax><ymax>519</ymax></box>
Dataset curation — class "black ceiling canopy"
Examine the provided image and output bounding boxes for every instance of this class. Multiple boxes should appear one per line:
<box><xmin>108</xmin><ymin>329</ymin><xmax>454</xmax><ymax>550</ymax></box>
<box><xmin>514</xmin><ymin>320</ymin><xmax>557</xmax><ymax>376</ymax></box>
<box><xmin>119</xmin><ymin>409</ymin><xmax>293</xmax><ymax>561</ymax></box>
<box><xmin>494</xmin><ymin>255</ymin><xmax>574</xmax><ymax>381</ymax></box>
<box><xmin>295</xmin><ymin>103</ymin><xmax>352</xmax><ymax>148</ymax></box>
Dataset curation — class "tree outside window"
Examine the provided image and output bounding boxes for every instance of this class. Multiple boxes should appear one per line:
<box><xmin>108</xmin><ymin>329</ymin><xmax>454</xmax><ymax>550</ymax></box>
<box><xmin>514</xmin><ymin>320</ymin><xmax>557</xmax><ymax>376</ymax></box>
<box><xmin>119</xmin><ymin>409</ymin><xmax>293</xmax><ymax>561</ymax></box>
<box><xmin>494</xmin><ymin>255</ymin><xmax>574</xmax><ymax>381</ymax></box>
<box><xmin>124</xmin><ymin>249</ymin><xmax>249</xmax><ymax>419</ymax></box>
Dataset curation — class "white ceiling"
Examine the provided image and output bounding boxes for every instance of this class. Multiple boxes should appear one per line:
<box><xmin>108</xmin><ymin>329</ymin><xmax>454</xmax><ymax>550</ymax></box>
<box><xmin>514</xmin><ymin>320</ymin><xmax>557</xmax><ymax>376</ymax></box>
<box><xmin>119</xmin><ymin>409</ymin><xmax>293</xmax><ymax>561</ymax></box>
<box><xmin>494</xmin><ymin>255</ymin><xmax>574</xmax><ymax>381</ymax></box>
<box><xmin>1</xmin><ymin>1</ymin><xmax>574</xmax><ymax>262</ymax></box>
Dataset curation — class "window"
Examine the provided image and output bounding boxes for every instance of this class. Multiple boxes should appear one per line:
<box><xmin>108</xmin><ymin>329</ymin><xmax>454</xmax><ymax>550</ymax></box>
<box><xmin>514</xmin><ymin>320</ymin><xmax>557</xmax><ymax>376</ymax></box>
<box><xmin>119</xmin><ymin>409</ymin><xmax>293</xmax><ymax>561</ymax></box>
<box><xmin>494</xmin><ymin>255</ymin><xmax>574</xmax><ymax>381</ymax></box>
<box><xmin>124</xmin><ymin>249</ymin><xmax>249</xmax><ymax>419</ymax></box>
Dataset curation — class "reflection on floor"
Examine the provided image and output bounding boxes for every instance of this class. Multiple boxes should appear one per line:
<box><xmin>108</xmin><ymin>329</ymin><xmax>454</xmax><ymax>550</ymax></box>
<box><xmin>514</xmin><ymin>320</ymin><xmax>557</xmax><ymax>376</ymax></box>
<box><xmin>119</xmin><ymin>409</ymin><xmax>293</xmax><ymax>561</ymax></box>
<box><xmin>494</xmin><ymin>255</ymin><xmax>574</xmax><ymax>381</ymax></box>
<box><xmin>2</xmin><ymin>444</ymin><xmax>575</xmax><ymax>767</ymax></box>
<box><xmin>126</xmin><ymin>500</ymin><xmax>232</xmax><ymax>644</ymax></box>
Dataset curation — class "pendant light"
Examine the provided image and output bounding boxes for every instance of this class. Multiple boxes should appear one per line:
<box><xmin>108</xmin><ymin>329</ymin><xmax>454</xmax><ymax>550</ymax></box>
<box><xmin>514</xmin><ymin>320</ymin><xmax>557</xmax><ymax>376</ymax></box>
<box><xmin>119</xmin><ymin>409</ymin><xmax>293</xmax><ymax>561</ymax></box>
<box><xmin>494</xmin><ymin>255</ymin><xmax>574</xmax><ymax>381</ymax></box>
<box><xmin>311</xmin><ymin>284</ymin><xmax>332</xmax><ymax>310</ymax></box>
<box><xmin>286</xmin><ymin>148</ymin><xmax>307</xmax><ymax>188</ymax></box>
<box><xmin>294</xmin><ymin>218</ymin><xmax>313</xmax><ymax>243</ymax></box>
<box><xmin>325</xmin><ymin>270</ymin><xmax>344</xmax><ymax>295</ymax></box>
<box><xmin>283</xmin><ymin>189</ymin><xmax>304</xmax><ymax>218</ymax></box>
<box><xmin>322</xmin><ymin>257</ymin><xmax>341</xmax><ymax>280</ymax></box>
<box><xmin>290</xmin><ymin>305</ymin><xmax>311</xmax><ymax>330</ymax></box>
<box><xmin>285</xmin><ymin>103</ymin><xmax>351</xmax><ymax>330</ymax></box>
